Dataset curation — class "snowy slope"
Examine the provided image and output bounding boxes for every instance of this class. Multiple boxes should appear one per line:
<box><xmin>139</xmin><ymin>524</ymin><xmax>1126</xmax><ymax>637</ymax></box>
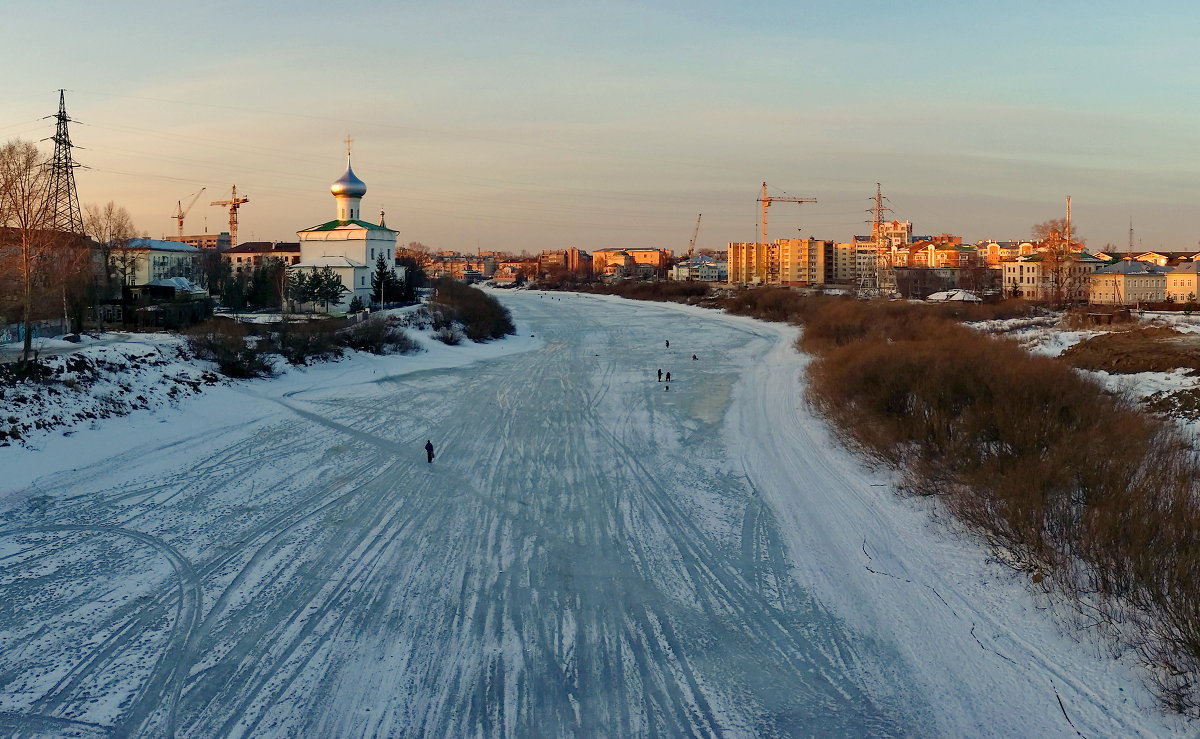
<box><xmin>0</xmin><ymin>292</ymin><xmax>1188</xmax><ymax>737</ymax></box>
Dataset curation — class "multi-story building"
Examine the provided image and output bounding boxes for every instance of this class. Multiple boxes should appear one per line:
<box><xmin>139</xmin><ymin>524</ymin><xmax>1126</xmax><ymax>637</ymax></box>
<box><xmin>668</xmin><ymin>255</ymin><xmax>728</xmax><ymax>282</ymax></box>
<box><xmin>877</xmin><ymin>220</ymin><xmax>912</xmax><ymax>249</ymax></box>
<box><xmin>727</xmin><ymin>242</ymin><xmax>768</xmax><ymax>284</ymax></box>
<box><xmin>224</xmin><ymin>241</ymin><xmax>301</xmax><ymax>274</ymax></box>
<box><xmin>591</xmin><ymin>248</ymin><xmax>671</xmax><ymax>278</ymax></box>
<box><xmin>1166</xmin><ymin>259</ymin><xmax>1200</xmax><ymax>303</ymax></box>
<box><xmin>979</xmin><ymin>240</ymin><xmax>1035</xmax><ymax>267</ymax></box>
<box><xmin>538</xmin><ymin>247</ymin><xmax>592</xmax><ymax>276</ymax></box>
<box><xmin>1089</xmin><ymin>259</ymin><xmax>1170</xmax><ymax>304</ymax></box>
<box><xmin>177</xmin><ymin>233</ymin><xmax>231</xmax><ymax>251</ymax></box>
<box><xmin>826</xmin><ymin>242</ymin><xmax>858</xmax><ymax>284</ymax></box>
<box><xmin>727</xmin><ymin>239</ymin><xmax>831</xmax><ymax>286</ymax></box>
<box><xmin>1002</xmin><ymin>251</ymin><xmax>1107</xmax><ymax>302</ymax></box>
<box><xmin>116</xmin><ymin>238</ymin><xmax>202</xmax><ymax>286</ymax></box>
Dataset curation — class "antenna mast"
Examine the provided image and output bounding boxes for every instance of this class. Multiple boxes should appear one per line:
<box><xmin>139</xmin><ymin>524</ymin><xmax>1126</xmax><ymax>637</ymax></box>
<box><xmin>44</xmin><ymin>90</ymin><xmax>85</xmax><ymax>235</ymax></box>
<box><xmin>1065</xmin><ymin>195</ymin><xmax>1072</xmax><ymax>249</ymax></box>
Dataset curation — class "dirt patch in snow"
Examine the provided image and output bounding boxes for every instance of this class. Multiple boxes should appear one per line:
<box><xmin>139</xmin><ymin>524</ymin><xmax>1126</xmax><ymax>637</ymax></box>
<box><xmin>1060</xmin><ymin>327</ymin><xmax>1200</xmax><ymax>374</ymax></box>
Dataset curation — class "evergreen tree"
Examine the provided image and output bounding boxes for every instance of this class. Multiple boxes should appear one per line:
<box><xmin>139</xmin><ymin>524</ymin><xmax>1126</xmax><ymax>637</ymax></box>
<box><xmin>370</xmin><ymin>253</ymin><xmax>402</xmax><ymax>305</ymax></box>
<box><xmin>395</xmin><ymin>255</ymin><xmax>424</xmax><ymax>302</ymax></box>
<box><xmin>287</xmin><ymin>269</ymin><xmax>314</xmax><ymax>308</ymax></box>
<box><xmin>313</xmin><ymin>266</ymin><xmax>349</xmax><ymax>311</ymax></box>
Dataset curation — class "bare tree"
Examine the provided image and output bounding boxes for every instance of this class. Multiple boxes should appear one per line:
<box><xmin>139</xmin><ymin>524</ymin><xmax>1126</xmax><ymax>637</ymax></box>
<box><xmin>1031</xmin><ymin>218</ymin><xmax>1087</xmax><ymax>306</ymax></box>
<box><xmin>0</xmin><ymin>140</ymin><xmax>56</xmax><ymax>363</ymax></box>
<box><xmin>84</xmin><ymin>201</ymin><xmax>136</xmax><ymax>302</ymax></box>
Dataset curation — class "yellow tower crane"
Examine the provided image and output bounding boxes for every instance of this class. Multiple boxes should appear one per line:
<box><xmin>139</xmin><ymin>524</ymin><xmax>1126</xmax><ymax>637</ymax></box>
<box><xmin>171</xmin><ymin>187</ymin><xmax>206</xmax><ymax>241</ymax></box>
<box><xmin>687</xmin><ymin>213</ymin><xmax>702</xmax><ymax>259</ymax></box>
<box><xmin>211</xmin><ymin>185</ymin><xmax>250</xmax><ymax>248</ymax></box>
<box><xmin>757</xmin><ymin>182</ymin><xmax>816</xmax><ymax>247</ymax></box>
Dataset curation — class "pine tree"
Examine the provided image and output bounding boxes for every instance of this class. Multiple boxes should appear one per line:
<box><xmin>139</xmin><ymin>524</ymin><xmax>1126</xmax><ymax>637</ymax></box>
<box><xmin>370</xmin><ymin>253</ymin><xmax>402</xmax><ymax>305</ymax></box>
<box><xmin>313</xmin><ymin>266</ymin><xmax>348</xmax><ymax>311</ymax></box>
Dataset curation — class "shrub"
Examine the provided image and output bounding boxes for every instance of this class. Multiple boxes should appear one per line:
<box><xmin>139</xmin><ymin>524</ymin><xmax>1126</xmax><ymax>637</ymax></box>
<box><xmin>433</xmin><ymin>325</ymin><xmax>463</xmax><ymax>345</ymax></box>
<box><xmin>339</xmin><ymin>317</ymin><xmax>421</xmax><ymax>354</ymax></box>
<box><xmin>578</xmin><ymin>280</ymin><xmax>712</xmax><ymax>303</ymax></box>
<box><xmin>800</xmin><ymin>297</ymin><xmax>1200</xmax><ymax>714</ymax></box>
<box><xmin>274</xmin><ymin>319</ymin><xmax>343</xmax><ymax>366</ymax></box>
<box><xmin>429</xmin><ymin>279</ymin><xmax>515</xmax><ymax>341</ymax></box>
<box><xmin>185</xmin><ymin>319</ymin><xmax>275</xmax><ymax>378</ymax></box>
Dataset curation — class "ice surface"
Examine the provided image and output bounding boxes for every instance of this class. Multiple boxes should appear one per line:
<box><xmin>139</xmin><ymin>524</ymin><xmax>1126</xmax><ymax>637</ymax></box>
<box><xmin>0</xmin><ymin>292</ymin><xmax>1187</xmax><ymax>737</ymax></box>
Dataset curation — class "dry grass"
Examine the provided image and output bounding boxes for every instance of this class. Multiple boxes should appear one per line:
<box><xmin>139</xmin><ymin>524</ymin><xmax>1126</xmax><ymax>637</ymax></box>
<box><xmin>1061</xmin><ymin>327</ymin><xmax>1200</xmax><ymax>374</ymax></box>
<box><xmin>798</xmin><ymin>298</ymin><xmax>1200</xmax><ymax>715</ymax></box>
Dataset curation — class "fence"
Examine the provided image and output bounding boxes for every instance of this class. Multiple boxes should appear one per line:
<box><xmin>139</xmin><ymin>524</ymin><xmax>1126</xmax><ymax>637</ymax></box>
<box><xmin>0</xmin><ymin>319</ymin><xmax>69</xmax><ymax>344</ymax></box>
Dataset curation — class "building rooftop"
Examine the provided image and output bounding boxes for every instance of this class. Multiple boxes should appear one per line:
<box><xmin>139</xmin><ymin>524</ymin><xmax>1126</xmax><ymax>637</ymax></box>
<box><xmin>228</xmin><ymin>241</ymin><xmax>300</xmax><ymax>254</ymax></box>
<box><xmin>1094</xmin><ymin>259</ymin><xmax>1171</xmax><ymax>275</ymax></box>
<box><xmin>128</xmin><ymin>238</ymin><xmax>200</xmax><ymax>253</ymax></box>
<box><xmin>298</xmin><ymin>219</ymin><xmax>396</xmax><ymax>234</ymax></box>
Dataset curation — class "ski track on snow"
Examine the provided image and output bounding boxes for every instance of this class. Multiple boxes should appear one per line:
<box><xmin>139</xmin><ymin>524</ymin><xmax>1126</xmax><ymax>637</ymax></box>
<box><xmin>0</xmin><ymin>291</ymin><xmax>1185</xmax><ymax>738</ymax></box>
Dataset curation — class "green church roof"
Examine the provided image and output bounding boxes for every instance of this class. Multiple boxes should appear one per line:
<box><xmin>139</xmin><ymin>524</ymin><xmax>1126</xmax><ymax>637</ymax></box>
<box><xmin>298</xmin><ymin>219</ymin><xmax>396</xmax><ymax>233</ymax></box>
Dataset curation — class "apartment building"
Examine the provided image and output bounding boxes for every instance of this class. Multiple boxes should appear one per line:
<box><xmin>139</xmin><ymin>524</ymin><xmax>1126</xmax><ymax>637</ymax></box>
<box><xmin>727</xmin><ymin>239</ymin><xmax>831</xmax><ymax>286</ymax></box>
<box><xmin>117</xmin><ymin>238</ymin><xmax>202</xmax><ymax>286</ymax></box>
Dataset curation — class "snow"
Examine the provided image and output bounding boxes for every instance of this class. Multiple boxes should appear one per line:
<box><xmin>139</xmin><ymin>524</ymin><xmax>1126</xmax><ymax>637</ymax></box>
<box><xmin>0</xmin><ymin>292</ymin><xmax>1190</xmax><ymax>736</ymax></box>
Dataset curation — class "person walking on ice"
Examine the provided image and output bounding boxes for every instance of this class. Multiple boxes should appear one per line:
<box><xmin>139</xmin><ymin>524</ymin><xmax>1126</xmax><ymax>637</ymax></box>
<box><xmin>657</xmin><ymin>368</ymin><xmax>663</xmax><ymax>382</ymax></box>
<box><xmin>425</xmin><ymin>440</ymin><xmax>435</xmax><ymax>463</ymax></box>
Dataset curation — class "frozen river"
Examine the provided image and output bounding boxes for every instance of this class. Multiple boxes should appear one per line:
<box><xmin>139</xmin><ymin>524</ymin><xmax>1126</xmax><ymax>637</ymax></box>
<box><xmin>0</xmin><ymin>291</ymin><xmax>1179</xmax><ymax>737</ymax></box>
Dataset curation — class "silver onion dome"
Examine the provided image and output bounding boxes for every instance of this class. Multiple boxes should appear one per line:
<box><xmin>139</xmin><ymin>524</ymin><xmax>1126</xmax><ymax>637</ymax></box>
<box><xmin>330</xmin><ymin>162</ymin><xmax>367</xmax><ymax>198</ymax></box>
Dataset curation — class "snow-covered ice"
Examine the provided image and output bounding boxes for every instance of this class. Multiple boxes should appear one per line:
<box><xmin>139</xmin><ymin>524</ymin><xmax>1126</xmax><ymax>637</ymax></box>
<box><xmin>0</xmin><ymin>291</ymin><xmax>1188</xmax><ymax>737</ymax></box>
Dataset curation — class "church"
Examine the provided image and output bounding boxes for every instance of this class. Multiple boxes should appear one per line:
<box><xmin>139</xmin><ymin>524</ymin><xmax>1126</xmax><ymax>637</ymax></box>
<box><xmin>292</xmin><ymin>148</ymin><xmax>399</xmax><ymax>311</ymax></box>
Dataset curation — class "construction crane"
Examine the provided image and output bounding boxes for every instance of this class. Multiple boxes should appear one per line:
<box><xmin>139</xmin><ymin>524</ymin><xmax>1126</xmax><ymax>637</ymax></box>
<box><xmin>171</xmin><ymin>187</ymin><xmax>206</xmax><ymax>241</ymax></box>
<box><xmin>687</xmin><ymin>213</ymin><xmax>702</xmax><ymax>259</ymax></box>
<box><xmin>211</xmin><ymin>185</ymin><xmax>250</xmax><ymax>249</ymax></box>
<box><xmin>757</xmin><ymin>182</ymin><xmax>816</xmax><ymax>247</ymax></box>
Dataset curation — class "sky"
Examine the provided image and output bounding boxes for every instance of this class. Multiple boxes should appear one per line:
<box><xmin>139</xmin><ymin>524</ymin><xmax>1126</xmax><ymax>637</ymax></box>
<box><xmin>4</xmin><ymin>0</ymin><xmax>1199</xmax><ymax>254</ymax></box>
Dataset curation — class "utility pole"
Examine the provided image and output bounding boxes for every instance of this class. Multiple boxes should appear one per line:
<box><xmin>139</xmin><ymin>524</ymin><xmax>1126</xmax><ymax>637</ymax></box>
<box><xmin>44</xmin><ymin>89</ymin><xmax>85</xmax><ymax>235</ymax></box>
<box><xmin>211</xmin><ymin>185</ymin><xmax>249</xmax><ymax>249</ymax></box>
<box><xmin>1128</xmin><ymin>217</ymin><xmax>1134</xmax><ymax>253</ymax></box>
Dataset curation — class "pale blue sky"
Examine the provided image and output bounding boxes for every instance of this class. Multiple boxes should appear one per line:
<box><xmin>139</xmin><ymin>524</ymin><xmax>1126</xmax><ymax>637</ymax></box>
<box><xmin>4</xmin><ymin>1</ymin><xmax>1197</xmax><ymax>252</ymax></box>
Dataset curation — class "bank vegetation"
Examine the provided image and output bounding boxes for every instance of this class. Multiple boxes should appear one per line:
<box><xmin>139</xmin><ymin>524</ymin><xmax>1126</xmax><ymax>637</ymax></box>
<box><xmin>721</xmin><ymin>288</ymin><xmax>1200</xmax><ymax>715</ymax></box>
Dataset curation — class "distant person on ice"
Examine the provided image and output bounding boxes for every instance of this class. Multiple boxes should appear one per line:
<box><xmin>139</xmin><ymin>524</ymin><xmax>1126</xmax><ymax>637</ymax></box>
<box><xmin>425</xmin><ymin>440</ymin><xmax>435</xmax><ymax>463</ymax></box>
<box><xmin>665</xmin><ymin>371</ymin><xmax>671</xmax><ymax>382</ymax></box>
<box><xmin>692</xmin><ymin>354</ymin><xmax>698</xmax><ymax>361</ymax></box>
<box><xmin>657</xmin><ymin>368</ymin><xmax>663</xmax><ymax>382</ymax></box>
<box><xmin>665</xmin><ymin>339</ymin><xmax>670</xmax><ymax>348</ymax></box>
